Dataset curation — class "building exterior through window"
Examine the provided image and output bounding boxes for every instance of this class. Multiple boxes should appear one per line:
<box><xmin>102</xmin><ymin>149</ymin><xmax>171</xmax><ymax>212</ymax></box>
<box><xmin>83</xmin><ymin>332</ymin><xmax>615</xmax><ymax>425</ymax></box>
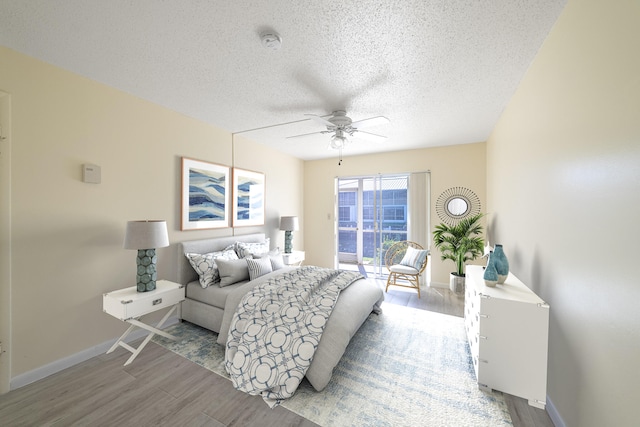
<box><xmin>337</xmin><ymin>175</ymin><xmax>409</xmax><ymax>275</ymax></box>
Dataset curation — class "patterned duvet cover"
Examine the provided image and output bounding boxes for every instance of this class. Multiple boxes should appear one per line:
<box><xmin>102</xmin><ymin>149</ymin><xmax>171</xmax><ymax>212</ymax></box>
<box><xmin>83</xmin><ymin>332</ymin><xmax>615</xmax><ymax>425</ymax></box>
<box><xmin>220</xmin><ymin>266</ymin><xmax>383</xmax><ymax>406</ymax></box>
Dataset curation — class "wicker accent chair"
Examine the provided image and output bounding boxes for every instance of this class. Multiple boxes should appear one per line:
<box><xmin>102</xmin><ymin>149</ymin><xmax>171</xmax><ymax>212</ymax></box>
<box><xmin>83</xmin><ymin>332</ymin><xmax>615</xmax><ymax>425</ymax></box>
<box><xmin>384</xmin><ymin>241</ymin><xmax>429</xmax><ymax>298</ymax></box>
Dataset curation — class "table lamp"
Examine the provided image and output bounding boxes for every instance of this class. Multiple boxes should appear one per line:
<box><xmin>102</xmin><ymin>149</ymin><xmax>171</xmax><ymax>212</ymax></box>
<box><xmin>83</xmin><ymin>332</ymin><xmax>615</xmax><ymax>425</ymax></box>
<box><xmin>123</xmin><ymin>220</ymin><xmax>169</xmax><ymax>292</ymax></box>
<box><xmin>279</xmin><ymin>216</ymin><xmax>299</xmax><ymax>254</ymax></box>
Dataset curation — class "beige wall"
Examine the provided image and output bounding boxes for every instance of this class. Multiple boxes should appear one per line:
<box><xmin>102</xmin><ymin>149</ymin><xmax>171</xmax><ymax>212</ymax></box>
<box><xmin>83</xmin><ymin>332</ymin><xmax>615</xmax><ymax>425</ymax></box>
<box><xmin>0</xmin><ymin>90</ymin><xmax>11</xmax><ymax>393</ymax></box>
<box><xmin>304</xmin><ymin>142</ymin><xmax>486</xmax><ymax>286</ymax></box>
<box><xmin>0</xmin><ymin>46</ymin><xmax>303</xmax><ymax>379</ymax></box>
<box><xmin>487</xmin><ymin>1</ymin><xmax>640</xmax><ymax>425</ymax></box>
<box><xmin>232</xmin><ymin>133</ymin><xmax>305</xmax><ymax>250</ymax></box>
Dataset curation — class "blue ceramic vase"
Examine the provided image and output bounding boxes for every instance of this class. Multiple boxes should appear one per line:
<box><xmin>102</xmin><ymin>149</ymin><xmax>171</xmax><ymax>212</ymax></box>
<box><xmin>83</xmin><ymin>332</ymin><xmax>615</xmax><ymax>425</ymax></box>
<box><xmin>493</xmin><ymin>244</ymin><xmax>509</xmax><ymax>284</ymax></box>
<box><xmin>483</xmin><ymin>251</ymin><xmax>498</xmax><ymax>287</ymax></box>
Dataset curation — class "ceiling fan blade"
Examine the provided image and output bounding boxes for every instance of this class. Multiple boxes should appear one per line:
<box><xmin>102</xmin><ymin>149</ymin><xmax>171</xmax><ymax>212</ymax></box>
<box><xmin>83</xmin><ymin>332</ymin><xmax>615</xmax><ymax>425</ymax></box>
<box><xmin>304</xmin><ymin>114</ymin><xmax>335</xmax><ymax>128</ymax></box>
<box><xmin>354</xmin><ymin>129</ymin><xmax>387</xmax><ymax>143</ymax></box>
<box><xmin>351</xmin><ymin>116</ymin><xmax>390</xmax><ymax>129</ymax></box>
<box><xmin>286</xmin><ymin>130</ymin><xmax>326</xmax><ymax>139</ymax></box>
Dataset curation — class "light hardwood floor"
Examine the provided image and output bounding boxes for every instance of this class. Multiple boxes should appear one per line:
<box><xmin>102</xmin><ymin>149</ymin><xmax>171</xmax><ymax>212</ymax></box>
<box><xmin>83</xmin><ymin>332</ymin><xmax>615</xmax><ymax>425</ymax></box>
<box><xmin>0</xmin><ymin>281</ymin><xmax>554</xmax><ymax>426</ymax></box>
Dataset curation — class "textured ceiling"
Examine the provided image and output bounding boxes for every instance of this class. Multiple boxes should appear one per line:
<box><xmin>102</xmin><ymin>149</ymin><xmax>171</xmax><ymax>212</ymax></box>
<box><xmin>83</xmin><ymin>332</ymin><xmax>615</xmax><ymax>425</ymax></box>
<box><xmin>0</xmin><ymin>0</ymin><xmax>566</xmax><ymax>160</ymax></box>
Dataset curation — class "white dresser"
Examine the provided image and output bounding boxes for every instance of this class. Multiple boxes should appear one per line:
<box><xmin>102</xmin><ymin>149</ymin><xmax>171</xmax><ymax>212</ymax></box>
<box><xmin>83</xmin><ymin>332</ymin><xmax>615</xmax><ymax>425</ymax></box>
<box><xmin>464</xmin><ymin>265</ymin><xmax>549</xmax><ymax>409</ymax></box>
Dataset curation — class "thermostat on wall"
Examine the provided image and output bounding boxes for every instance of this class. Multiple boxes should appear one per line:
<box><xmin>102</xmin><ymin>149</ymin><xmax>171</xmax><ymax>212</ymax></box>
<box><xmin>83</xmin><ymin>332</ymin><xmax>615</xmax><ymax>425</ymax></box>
<box><xmin>82</xmin><ymin>163</ymin><xmax>101</xmax><ymax>184</ymax></box>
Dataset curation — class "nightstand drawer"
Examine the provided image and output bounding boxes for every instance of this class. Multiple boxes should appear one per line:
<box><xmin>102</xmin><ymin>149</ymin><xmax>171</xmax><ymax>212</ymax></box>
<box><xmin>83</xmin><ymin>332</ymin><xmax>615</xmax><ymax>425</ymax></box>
<box><xmin>282</xmin><ymin>250</ymin><xmax>305</xmax><ymax>265</ymax></box>
<box><xmin>103</xmin><ymin>280</ymin><xmax>184</xmax><ymax>320</ymax></box>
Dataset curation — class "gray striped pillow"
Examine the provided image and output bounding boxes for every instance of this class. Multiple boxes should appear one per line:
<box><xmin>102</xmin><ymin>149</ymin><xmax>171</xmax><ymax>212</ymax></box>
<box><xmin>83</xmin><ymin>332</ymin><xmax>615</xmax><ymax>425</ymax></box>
<box><xmin>246</xmin><ymin>256</ymin><xmax>273</xmax><ymax>281</ymax></box>
<box><xmin>399</xmin><ymin>246</ymin><xmax>428</xmax><ymax>270</ymax></box>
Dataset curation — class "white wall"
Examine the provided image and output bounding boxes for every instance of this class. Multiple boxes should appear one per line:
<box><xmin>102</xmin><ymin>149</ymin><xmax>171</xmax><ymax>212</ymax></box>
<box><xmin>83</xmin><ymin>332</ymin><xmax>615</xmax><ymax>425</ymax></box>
<box><xmin>487</xmin><ymin>1</ymin><xmax>640</xmax><ymax>425</ymax></box>
<box><xmin>0</xmin><ymin>46</ymin><xmax>303</xmax><ymax>381</ymax></box>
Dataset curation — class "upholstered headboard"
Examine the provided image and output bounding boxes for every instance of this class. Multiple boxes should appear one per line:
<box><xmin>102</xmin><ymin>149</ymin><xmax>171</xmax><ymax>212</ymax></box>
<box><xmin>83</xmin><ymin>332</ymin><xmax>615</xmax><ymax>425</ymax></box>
<box><xmin>176</xmin><ymin>233</ymin><xmax>266</xmax><ymax>285</ymax></box>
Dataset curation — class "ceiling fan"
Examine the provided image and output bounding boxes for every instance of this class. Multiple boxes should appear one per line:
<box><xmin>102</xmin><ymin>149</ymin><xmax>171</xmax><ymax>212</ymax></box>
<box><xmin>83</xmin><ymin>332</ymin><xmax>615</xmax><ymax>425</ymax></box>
<box><xmin>287</xmin><ymin>110</ymin><xmax>390</xmax><ymax>150</ymax></box>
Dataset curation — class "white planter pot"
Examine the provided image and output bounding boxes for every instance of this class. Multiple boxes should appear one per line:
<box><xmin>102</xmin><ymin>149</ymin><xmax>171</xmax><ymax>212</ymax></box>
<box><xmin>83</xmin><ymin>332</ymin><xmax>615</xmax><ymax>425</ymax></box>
<box><xmin>449</xmin><ymin>274</ymin><xmax>465</xmax><ymax>295</ymax></box>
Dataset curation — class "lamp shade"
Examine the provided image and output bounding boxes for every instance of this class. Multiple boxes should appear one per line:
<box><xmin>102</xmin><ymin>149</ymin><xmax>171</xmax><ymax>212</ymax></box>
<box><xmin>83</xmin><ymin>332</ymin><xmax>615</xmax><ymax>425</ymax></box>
<box><xmin>279</xmin><ymin>216</ymin><xmax>299</xmax><ymax>231</ymax></box>
<box><xmin>123</xmin><ymin>220</ymin><xmax>169</xmax><ymax>250</ymax></box>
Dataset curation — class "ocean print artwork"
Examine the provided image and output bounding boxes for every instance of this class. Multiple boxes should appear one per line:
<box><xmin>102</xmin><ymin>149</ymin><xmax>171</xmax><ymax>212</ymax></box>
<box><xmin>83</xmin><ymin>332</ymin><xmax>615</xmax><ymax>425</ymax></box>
<box><xmin>189</xmin><ymin>167</ymin><xmax>226</xmax><ymax>221</ymax></box>
<box><xmin>181</xmin><ymin>158</ymin><xmax>230</xmax><ymax>230</ymax></box>
<box><xmin>233</xmin><ymin>168</ymin><xmax>265</xmax><ymax>227</ymax></box>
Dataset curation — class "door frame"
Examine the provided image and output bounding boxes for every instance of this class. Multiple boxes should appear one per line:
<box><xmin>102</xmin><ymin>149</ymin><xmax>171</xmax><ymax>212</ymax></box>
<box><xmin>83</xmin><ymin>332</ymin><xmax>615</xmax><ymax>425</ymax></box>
<box><xmin>0</xmin><ymin>90</ymin><xmax>12</xmax><ymax>393</ymax></box>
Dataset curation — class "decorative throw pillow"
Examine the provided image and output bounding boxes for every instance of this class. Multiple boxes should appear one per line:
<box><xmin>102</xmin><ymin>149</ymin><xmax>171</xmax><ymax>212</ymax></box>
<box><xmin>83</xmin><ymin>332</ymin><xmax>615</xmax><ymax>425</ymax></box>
<box><xmin>216</xmin><ymin>258</ymin><xmax>250</xmax><ymax>287</ymax></box>
<box><xmin>255</xmin><ymin>248</ymin><xmax>285</xmax><ymax>271</ymax></box>
<box><xmin>235</xmin><ymin>239</ymin><xmax>270</xmax><ymax>259</ymax></box>
<box><xmin>185</xmin><ymin>249</ymin><xmax>238</xmax><ymax>288</ymax></box>
<box><xmin>246</xmin><ymin>256</ymin><xmax>273</xmax><ymax>281</ymax></box>
<box><xmin>399</xmin><ymin>246</ymin><xmax>429</xmax><ymax>271</ymax></box>
<box><xmin>269</xmin><ymin>252</ymin><xmax>285</xmax><ymax>271</ymax></box>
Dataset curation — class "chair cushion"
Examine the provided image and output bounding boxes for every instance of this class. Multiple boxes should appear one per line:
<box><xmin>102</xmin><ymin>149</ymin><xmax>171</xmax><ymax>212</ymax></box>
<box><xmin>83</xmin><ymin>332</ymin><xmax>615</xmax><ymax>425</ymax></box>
<box><xmin>389</xmin><ymin>264</ymin><xmax>419</xmax><ymax>274</ymax></box>
<box><xmin>399</xmin><ymin>246</ymin><xmax>428</xmax><ymax>270</ymax></box>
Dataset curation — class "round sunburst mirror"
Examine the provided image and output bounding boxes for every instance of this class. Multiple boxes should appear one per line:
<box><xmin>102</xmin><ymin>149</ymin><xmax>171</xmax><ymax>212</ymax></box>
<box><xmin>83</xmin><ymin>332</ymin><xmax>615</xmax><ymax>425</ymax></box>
<box><xmin>435</xmin><ymin>187</ymin><xmax>481</xmax><ymax>226</ymax></box>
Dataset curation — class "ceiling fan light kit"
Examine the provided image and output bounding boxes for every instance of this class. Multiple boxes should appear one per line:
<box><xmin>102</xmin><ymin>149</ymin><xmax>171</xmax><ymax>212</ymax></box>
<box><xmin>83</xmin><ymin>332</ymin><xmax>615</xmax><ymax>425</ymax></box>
<box><xmin>287</xmin><ymin>110</ymin><xmax>390</xmax><ymax>158</ymax></box>
<box><xmin>330</xmin><ymin>129</ymin><xmax>349</xmax><ymax>149</ymax></box>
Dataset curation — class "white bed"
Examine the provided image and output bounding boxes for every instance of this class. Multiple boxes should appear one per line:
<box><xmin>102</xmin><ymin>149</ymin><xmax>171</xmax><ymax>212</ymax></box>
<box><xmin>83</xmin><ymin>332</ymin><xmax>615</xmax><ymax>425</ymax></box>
<box><xmin>176</xmin><ymin>233</ymin><xmax>384</xmax><ymax>391</ymax></box>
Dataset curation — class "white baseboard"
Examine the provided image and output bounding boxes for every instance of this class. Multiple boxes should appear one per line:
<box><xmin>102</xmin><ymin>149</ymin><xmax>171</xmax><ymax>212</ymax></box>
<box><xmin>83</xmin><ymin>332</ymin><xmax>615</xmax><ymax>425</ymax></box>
<box><xmin>428</xmin><ymin>281</ymin><xmax>449</xmax><ymax>289</ymax></box>
<box><xmin>546</xmin><ymin>396</ymin><xmax>565</xmax><ymax>427</ymax></box>
<box><xmin>10</xmin><ymin>316</ymin><xmax>180</xmax><ymax>391</ymax></box>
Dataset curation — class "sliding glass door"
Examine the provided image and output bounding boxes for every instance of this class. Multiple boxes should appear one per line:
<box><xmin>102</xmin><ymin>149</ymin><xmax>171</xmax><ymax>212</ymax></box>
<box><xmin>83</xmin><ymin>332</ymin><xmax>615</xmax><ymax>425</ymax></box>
<box><xmin>377</xmin><ymin>175</ymin><xmax>410</xmax><ymax>274</ymax></box>
<box><xmin>337</xmin><ymin>175</ymin><xmax>409</xmax><ymax>276</ymax></box>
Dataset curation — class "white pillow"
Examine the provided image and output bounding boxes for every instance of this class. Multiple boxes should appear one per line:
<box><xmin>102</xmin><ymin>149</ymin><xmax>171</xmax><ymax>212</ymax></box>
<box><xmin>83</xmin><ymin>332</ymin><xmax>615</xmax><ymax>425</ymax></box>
<box><xmin>269</xmin><ymin>253</ymin><xmax>285</xmax><ymax>271</ymax></box>
<box><xmin>399</xmin><ymin>246</ymin><xmax>429</xmax><ymax>271</ymax></box>
<box><xmin>216</xmin><ymin>258</ymin><xmax>250</xmax><ymax>287</ymax></box>
<box><xmin>185</xmin><ymin>249</ymin><xmax>238</xmax><ymax>288</ymax></box>
<box><xmin>255</xmin><ymin>248</ymin><xmax>285</xmax><ymax>271</ymax></box>
<box><xmin>246</xmin><ymin>257</ymin><xmax>273</xmax><ymax>281</ymax></box>
<box><xmin>235</xmin><ymin>239</ymin><xmax>270</xmax><ymax>258</ymax></box>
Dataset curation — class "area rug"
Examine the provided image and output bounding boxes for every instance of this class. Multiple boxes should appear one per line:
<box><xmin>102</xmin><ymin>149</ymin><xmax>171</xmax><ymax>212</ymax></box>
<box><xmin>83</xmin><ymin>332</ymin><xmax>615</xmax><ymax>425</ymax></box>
<box><xmin>153</xmin><ymin>303</ymin><xmax>512</xmax><ymax>427</ymax></box>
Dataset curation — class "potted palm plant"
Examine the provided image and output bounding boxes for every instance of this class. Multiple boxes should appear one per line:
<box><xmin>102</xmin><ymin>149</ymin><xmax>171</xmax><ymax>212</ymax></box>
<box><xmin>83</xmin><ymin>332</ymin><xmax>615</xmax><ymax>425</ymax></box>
<box><xmin>433</xmin><ymin>213</ymin><xmax>485</xmax><ymax>294</ymax></box>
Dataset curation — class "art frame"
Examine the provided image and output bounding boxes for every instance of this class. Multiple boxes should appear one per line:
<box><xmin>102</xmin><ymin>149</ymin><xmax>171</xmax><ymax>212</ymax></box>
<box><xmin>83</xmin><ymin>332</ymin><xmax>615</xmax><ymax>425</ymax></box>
<box><xmin>232</xmin><ymin>168</ymin><xmax>265</xmax><ymax>227</ymax></box>
<box><xmin>181</xmin><ymin>157</ymin><xmax>230</xmax><ymax>230</ymax></box>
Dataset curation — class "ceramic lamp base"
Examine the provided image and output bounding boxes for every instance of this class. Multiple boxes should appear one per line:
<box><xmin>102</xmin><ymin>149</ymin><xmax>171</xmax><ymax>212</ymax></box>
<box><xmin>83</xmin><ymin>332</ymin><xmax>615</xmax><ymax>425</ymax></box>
<box><xmin>136</xmin><ymin>248</ymin><xmax>158</xmax><ymax>292</ymax></box>
<box><xmin>284</xmin><ymin>231</ymin><xmax>293</xmax><ymax>254</ymax></box>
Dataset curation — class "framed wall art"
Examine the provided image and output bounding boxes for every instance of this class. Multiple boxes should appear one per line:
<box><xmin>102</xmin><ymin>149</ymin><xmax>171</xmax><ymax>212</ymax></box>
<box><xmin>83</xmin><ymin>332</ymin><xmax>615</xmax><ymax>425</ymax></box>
<box><xmin>181</xmin><ymin>157</ymin><xmax>230</xmax><ymax>230</ymax></box>
<box><xmin>232</xmin><ymin>168</ymin><xmax>265</xmax><ymax>227</ymax></box>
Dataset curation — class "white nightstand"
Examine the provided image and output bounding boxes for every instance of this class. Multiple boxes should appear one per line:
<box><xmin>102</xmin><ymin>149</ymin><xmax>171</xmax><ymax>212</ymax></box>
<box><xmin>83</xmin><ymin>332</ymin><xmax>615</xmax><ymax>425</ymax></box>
<box><xmin>103</xmin><ymin>280</ymin><xmax>185</xmax><ymax>365</ymax></box>
<box><xmin>282</xmin><ymin>250</ymin><xmax>305</xmax><ymax>266</ymax></box>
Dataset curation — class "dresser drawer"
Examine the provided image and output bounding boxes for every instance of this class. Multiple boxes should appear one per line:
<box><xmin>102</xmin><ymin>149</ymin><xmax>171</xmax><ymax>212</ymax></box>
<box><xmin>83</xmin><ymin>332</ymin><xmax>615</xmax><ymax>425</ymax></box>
<box><xmin>103</xmin><ymin>280</ymin><xmax>185</xmax><ymax>320</ymax></box>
